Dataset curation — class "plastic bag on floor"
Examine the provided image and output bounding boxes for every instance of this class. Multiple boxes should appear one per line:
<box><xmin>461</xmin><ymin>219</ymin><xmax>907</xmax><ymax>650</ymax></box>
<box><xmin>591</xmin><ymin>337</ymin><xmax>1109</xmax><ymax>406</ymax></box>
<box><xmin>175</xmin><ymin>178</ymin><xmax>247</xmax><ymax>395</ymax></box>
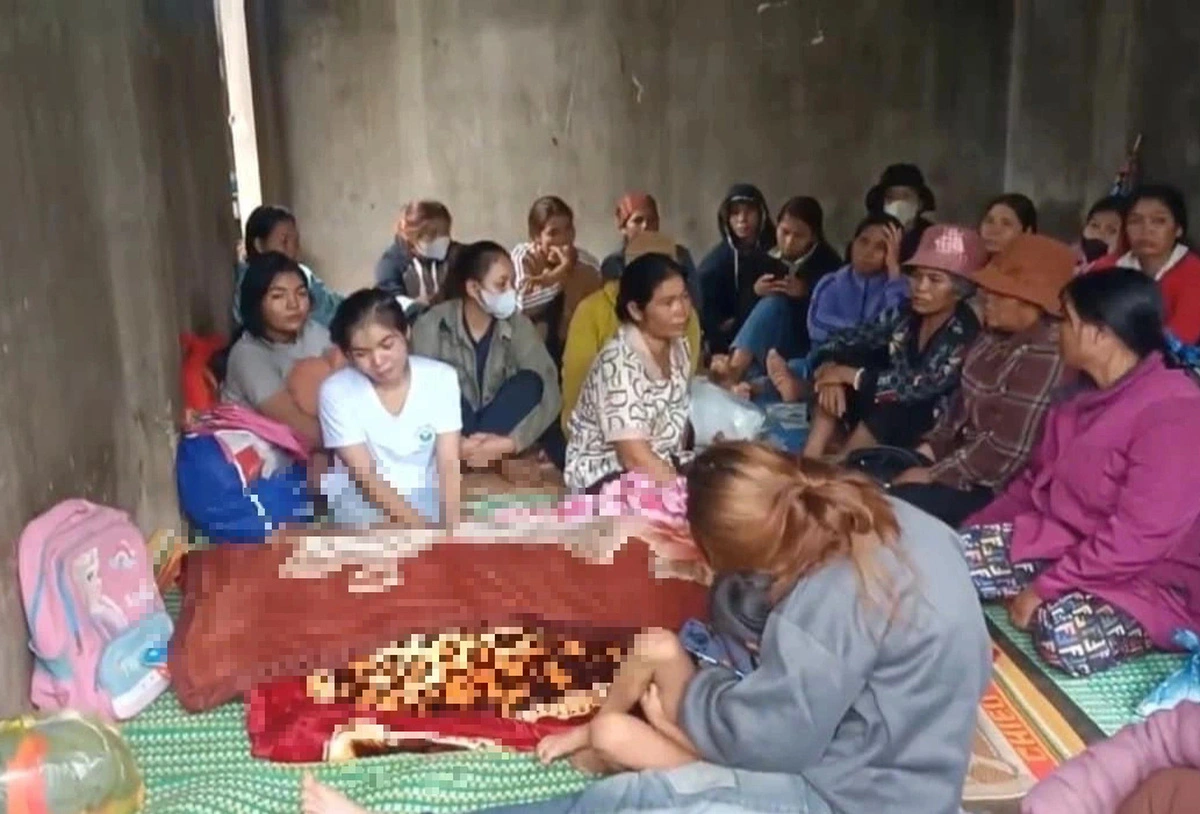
<box><xmin>0</xmin><ymin>711</ymin><xmax>143</xmax><ymax>812</ymax></box>
<box><xmin>1138</xmin><ymin>629</ymin><xmax>1200</xmax><ymax>717</ymax></box>
<box><xmin>689</xmin><ymin>378</ymin><xmax>766</xmax><ymax>448</ymax></box>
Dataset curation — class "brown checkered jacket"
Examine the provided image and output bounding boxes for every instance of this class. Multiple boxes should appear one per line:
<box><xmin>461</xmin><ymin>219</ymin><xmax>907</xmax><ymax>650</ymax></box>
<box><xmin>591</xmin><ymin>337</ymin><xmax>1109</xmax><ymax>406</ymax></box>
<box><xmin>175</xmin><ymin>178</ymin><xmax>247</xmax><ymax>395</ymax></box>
<box><xmin>924</xmin><ymin>318</ymin><xmax>1066</xmax><ymax>491</ymax></box>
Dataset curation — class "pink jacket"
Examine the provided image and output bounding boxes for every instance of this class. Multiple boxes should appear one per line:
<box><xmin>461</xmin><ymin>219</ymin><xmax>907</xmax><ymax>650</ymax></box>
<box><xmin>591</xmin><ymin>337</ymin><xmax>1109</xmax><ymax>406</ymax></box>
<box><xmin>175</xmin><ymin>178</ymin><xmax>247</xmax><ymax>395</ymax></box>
<box><xmin>967</xmin><ymin>354</ymin><xmax>1200</xmax><ymax>647</ymax></box>
<box><xmin>1023</xmin><ymin>702</ymin><xmax>1200</xmax><ymax>813</ymax></box>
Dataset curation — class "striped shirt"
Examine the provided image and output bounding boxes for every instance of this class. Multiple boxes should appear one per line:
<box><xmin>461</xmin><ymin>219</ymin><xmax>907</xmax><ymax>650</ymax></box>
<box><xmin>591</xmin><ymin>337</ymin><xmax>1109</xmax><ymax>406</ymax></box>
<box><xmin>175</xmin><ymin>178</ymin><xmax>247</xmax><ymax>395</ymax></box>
<box><xmin>924</xmin><ymin>319</ymin><xmax>1066</xmax><ymax>491</ymax></box>
<box><xmin>511</xmin><ymin>242</ymin><xmax>600</xmax><ymax>312</ymax></box>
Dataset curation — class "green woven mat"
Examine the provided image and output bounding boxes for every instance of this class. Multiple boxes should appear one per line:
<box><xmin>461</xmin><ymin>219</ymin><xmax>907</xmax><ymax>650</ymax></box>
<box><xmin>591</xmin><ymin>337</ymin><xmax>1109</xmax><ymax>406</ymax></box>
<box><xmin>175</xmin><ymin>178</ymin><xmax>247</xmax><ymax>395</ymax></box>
<box><xmin>120</xmin><ymin>691</ymin><xmax>588</xmax><ymax>814</ymax></box>
<box><xmin>984</xmin><ymin>605</ymin><xmax>1185</xmax><ymax>736</ymax></box>
<box><xmin>131</xmin><ymin>505</ymin><xmax>590</xmax><ymax>814</ymax></box>
<box><xmin>463</xmin><ymin>492</ymin><xmax>561</xmax><ymax>519</ymax></box>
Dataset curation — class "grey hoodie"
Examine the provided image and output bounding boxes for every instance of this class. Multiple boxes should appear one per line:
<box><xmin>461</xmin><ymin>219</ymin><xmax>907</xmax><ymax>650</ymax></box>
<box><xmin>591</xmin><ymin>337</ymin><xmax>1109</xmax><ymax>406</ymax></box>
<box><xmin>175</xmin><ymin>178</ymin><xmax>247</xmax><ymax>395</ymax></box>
<box><xmin>680</xmin><ymin>498</ymin><xmax>990</xmax><ymax>814</ymax></box>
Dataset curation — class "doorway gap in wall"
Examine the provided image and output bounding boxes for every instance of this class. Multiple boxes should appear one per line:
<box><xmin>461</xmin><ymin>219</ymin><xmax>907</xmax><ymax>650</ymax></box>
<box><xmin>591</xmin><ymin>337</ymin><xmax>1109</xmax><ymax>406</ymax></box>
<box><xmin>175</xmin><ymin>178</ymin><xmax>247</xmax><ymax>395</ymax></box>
<box><xmin>214</xmin><ymin>0</ymin><xmax>262</xmax><ymax>242</ymax></box>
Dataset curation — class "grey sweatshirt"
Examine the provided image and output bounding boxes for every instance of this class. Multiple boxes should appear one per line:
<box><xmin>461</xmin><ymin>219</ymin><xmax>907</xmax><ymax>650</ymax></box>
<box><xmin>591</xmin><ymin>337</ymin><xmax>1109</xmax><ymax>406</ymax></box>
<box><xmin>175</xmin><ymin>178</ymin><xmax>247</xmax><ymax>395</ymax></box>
<box><xmin>679</xmin><ymin>498</ymin><xmax>990</xmax><ymax>814</ymax></box>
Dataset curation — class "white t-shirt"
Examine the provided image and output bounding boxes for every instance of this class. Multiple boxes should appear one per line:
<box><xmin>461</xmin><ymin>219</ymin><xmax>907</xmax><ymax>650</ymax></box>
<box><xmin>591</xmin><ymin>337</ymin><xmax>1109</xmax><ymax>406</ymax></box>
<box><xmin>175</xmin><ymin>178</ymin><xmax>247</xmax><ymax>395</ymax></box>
<box><xmin>318</xmin><ymin>356</ymin><xmax>462</xmax><ymax>525</ymax></box>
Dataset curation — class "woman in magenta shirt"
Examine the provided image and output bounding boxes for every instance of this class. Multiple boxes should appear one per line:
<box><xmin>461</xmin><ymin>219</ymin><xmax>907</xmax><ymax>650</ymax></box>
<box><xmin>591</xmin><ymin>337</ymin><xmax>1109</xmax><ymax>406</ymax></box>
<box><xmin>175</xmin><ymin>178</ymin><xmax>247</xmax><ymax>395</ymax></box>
<box><xmin>962</xmin><ymin>267</ymin><xmax>1200</xmax><ymax>677</ymax></box>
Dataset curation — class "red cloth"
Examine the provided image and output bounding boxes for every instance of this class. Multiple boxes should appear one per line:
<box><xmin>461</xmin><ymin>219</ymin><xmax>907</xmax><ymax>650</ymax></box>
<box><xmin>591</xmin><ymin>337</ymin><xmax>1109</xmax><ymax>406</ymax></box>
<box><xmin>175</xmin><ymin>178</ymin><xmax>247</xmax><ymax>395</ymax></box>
<box><xmin>170</xmin><ymin>535</ymin><xmax>707</xmax><ymax>712</ymax></box>
<box><xmin>247</xmin><ymin>676</ymin><xmax>587</xmax><ymax>761</ymax></box>
<box><xmin>1091</xmin><ymin>251</ymin><xmax>1200</xmax><ymax>344</ymax></box>
<box><xmin>180</xmin><ymin>333</ymin><xmax>225</xmax><ymax>414</ymax></box>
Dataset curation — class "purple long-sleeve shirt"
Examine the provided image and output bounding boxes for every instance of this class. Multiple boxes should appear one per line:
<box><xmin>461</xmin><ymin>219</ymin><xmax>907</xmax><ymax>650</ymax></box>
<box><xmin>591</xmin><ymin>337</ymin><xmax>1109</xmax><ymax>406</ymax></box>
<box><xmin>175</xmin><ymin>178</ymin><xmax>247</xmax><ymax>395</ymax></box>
<box><xmin>1023</xmin><ymin>702</ymin><xmax>1200</xmax><ymax>814</ymax></box>
<box><xmin>967</xmin><ymin>353</ymin><xmax>1200</xmax><ymax>647</ymax></box>
<box><xmin>806</xmin><ymin>264</ymin><xmax>910</xmax><ymax>346</ymax></box>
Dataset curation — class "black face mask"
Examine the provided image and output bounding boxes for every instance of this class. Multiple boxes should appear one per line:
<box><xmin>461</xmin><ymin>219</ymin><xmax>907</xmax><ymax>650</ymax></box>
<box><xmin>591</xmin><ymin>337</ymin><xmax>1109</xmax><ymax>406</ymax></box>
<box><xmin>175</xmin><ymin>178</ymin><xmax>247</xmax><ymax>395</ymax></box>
<box><xmin>1080</xmin><ymin>237</ymin><xmax>1110</xmax><ymax>263</ymax></box>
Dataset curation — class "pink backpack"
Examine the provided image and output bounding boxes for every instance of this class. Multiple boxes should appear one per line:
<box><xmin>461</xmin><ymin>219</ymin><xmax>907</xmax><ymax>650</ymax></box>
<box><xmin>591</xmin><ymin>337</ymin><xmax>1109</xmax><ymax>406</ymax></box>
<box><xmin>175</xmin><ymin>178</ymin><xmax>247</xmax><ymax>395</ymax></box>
<box><xmin>18</xmin><ymin>499</ymin><xmax>173</xmax><ymax>721</ymax></box>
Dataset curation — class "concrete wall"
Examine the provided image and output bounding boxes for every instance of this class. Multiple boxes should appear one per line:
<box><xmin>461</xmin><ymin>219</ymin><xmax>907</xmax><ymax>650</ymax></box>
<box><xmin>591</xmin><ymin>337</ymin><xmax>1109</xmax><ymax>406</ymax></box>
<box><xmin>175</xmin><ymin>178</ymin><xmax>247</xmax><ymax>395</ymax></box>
<box><xmin>1005</xmin><ymin>0</ymin><xmax>1200</xmax><ymax>237</ymax></box>
<box><xmin>0</xmin><ymin>1</ymin><xmax>234</xmax><ymax>715</ymax></box>
<box><xmin>249</xmin><ymin>0</ymin><xmax>1014</xmax><ymax>292</ymax></box>
<box><xmin>1136</xmin><ymin>1</ymin><xmax>1200</xmax><ymax>216</ymax></box>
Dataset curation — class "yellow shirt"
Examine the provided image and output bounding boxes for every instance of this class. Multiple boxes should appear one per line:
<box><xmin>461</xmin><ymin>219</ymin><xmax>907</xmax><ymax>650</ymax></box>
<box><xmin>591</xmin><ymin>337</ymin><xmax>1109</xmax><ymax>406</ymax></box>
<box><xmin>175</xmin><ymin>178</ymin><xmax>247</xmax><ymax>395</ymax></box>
<box><xmin>560</xmin><ymin>280</ymin><xmax>702</xmax><ymax>434</ymax></box>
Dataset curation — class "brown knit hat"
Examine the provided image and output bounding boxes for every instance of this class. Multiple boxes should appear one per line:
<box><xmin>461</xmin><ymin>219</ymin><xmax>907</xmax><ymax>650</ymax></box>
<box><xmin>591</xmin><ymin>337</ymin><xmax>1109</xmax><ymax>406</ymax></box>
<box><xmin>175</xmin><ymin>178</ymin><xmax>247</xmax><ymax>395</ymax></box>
<box><xmin>972</xmin><ymin>234</ymin><xmax>1076</xmax><ymax>316</ymax></box>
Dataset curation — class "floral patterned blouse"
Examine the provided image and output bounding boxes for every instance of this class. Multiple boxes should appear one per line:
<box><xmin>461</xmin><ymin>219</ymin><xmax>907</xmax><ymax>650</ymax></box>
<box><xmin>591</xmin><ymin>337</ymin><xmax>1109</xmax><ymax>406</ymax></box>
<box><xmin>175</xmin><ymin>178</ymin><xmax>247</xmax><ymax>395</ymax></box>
<box><xmin>564</xmin><ymin>324</ymin><xmax>692</xmax><ymax>491</ymax></box>
<box><xmin>812</xmin><ymin>300</ymin><xmax>981</xmax><ymax>411</ymax></box>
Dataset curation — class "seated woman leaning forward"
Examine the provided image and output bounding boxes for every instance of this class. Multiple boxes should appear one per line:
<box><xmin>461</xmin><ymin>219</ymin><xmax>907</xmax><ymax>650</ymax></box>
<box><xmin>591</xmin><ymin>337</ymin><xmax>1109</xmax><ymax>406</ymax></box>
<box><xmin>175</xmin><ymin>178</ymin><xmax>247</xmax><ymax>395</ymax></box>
<box><xmin>221</xmin><ymin>251</ymin><xmax>334</xmax><ymax>448</ymax></box>
<box><xmin>410</xmin><ymin>241</ymin><xmax>563</xmax><ymax>469</ymax></box>
<box><xmin>887</xmin><ymin>234</ymin><xmax>1077</xmax><ymax>528</ymax></box>
<box><xmin>800</xmin><ymin>224</ymin><xmax>985</xmax><ymax>459</ymax></box>
<box><xmin>539</xmin><ymin>443</ymin><xmax>987</xmax><ymax>813</ymax></box>
<box><xmin>961</xmin><ymin>268</ymin><xmax>1200</xmax><ymax>678</ymax></box>
<box><xmin>301</xmin><ymin>443</ymin><xmax>990</xmax><ymax>814</ymax></box>
<box><xmin>317</xmin><ymin>289</ymin><xmax>462</xmax><ymax>529</ymax></box>
<box><xmin>564</xmin><ymin>253</ymin><xmax>693</xmax><ymax>493</ymax></box>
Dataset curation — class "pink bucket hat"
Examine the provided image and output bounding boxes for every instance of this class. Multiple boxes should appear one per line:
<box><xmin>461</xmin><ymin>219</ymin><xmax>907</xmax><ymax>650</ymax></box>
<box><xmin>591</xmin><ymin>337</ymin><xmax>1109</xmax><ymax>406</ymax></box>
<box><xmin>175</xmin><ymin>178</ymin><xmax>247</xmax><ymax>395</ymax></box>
<box><xmin>904</xmin><ymin>224</ymin><xmax>987</xmax><ymax>278</ymax></box>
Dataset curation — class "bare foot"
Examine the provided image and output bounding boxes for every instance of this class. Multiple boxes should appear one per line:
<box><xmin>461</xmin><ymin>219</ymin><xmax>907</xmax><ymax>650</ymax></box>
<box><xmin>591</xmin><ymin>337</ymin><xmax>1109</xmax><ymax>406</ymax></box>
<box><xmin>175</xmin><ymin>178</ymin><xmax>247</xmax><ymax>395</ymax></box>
<box><xmin>708</xmin><ymin>354</ymin><xmax>732</xmax><ymax>385</ymax></box>
<box><xmin>766</xmin><ymin>350</ymin><xmax>805</xmax><ymax>403</ymax></box>
<box><xmin>535</xmin><ymin>724</ymin><xmax>590</xmax><ymax>765</ymax></box>
<box><xmin>301</xmin><ymin>773</ymin><xmax>371</xmax><ymax>814</ymax></box>
<box><xmin>568</xmin><ymin>746</ymin><xmax>616</xmax><ymax>775</ymax></box>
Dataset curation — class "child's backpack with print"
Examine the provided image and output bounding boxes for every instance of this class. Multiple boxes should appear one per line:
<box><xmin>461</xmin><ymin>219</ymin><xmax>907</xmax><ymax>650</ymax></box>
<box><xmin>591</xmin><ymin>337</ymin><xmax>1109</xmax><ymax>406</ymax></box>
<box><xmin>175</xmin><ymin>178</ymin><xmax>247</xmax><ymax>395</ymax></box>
<box><xmin>18</xmin><ymin>499</ymin><xmax>173</xmax><ymax>721</ymax></box>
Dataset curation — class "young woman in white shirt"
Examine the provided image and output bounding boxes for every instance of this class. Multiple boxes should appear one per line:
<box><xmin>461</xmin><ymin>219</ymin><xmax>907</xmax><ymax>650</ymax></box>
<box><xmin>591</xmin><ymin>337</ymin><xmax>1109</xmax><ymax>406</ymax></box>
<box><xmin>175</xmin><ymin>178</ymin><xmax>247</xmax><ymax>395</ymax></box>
<box><xmin>318</xmin><ymin>288</ymin><xmax>462</xmax><ymax>528</ymax></box>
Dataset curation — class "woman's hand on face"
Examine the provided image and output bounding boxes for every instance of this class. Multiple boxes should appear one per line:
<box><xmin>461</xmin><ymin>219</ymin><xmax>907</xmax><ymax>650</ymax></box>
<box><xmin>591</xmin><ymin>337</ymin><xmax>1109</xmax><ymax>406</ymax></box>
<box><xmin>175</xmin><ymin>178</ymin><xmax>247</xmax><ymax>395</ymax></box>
<box><xmin>523</xmin><ymin>247</ymin><xmax>549</xmax><ymax>279</ymax></box>
<box><xmin>547</xmin><ymin>245</ymin><xmax>574</xmax><ymax>271</ymax></box>
<box><xmin>1008</xmin><ymin>587</ymin><xmax>1042</xmax><ymax>630</ymax></box>
<box><xmin>817</xmin><ymin>382</ymin><xmax>847</xmax><ymax>418</ymax></box>
<box><xmin>885</xmin><ymin>224</ymin><xmax>903</xmax><ymax>278</ymax></box>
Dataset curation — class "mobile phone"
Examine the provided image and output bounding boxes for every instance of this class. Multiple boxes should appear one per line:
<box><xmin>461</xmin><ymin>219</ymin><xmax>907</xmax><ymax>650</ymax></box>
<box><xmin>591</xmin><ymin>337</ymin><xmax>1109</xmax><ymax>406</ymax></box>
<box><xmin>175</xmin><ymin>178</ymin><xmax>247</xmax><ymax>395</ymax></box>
<box><xmin>679</xmin><ymin>619</ymin><xmax>757</xmax><ymax>678</ymax></box>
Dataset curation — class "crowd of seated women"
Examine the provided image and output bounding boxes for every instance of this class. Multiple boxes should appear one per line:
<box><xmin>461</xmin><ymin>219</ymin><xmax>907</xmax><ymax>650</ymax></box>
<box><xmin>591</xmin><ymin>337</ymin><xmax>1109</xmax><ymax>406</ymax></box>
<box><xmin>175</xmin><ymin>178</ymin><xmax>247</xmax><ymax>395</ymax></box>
<box><xmin>216</xmin><ymin>166</ymin><xmax>1200</xmax><ymax>682</ymax></box>
<box><xmin>204</xmin><ymin>162</ymin><xmax>1200</xmax><ymax>814</ymax></box>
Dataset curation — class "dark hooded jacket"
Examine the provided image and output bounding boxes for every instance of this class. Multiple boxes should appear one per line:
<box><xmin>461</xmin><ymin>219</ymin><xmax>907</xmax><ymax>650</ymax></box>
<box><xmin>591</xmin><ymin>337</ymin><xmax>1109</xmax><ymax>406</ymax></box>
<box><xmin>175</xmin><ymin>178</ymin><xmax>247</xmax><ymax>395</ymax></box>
<box><xmin>697</xmin><ymin>184</ymin><xmax>785</xmax><ymax>353</ymax></box>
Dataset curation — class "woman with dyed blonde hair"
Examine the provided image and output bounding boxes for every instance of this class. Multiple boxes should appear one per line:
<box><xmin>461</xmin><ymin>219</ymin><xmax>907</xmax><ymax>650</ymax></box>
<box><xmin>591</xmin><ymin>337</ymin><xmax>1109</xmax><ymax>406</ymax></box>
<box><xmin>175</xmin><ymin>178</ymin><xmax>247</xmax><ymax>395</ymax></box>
<box><xmin>534</xmin><ymin>442</ymin><xmax>987</xmax><ymax>814</ymax></box>
<box><xmin>374</xmin><ymin>199</ymin><xmax>462</xmax><ymax>308</ymax></box>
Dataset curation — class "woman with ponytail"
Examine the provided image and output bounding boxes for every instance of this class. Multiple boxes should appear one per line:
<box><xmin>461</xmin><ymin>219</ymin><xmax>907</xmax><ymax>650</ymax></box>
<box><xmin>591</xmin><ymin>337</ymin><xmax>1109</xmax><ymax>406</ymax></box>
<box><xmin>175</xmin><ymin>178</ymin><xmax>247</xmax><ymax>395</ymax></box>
<box><xmin>531</xmin><ymin>442</ymin><xmax>988</xmax><ymax>814</ymax></box>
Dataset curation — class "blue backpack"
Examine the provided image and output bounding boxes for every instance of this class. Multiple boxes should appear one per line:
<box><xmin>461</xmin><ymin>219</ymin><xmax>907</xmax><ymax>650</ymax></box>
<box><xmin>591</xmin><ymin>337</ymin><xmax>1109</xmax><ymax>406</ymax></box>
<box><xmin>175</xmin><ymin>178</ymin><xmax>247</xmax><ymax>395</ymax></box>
<box><xmin>175</xmin><ymin>434</ymin><xmax>313</xmax><ymax>544</ymax></box>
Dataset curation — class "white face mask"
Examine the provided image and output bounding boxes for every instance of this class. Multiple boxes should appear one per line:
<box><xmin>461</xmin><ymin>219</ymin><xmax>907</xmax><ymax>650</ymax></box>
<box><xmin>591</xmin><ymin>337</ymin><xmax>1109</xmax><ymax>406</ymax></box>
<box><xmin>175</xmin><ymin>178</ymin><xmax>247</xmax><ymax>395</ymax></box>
<box><xmin>417</xmin><ymin>236</ymin><xmax>450</xmax><ymax>261</ymax></box>
<box><xmin>883</xmin><ymin>199</ymin><xmax>919</xmax><ymax>227</ymax></box>
<box><xmin>479</xmin><ymin>286</ymin><xmax>518</xmax><ymax>319</ymax></box>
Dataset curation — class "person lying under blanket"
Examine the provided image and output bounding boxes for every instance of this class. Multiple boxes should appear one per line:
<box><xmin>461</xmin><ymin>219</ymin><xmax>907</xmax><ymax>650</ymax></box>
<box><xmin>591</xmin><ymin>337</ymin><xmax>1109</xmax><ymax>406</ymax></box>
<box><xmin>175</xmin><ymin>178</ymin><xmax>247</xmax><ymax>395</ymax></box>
<box><xmin>302</xmin><ymin>441</ymin><xmax>990</xmax><ymax>814</ymax></box>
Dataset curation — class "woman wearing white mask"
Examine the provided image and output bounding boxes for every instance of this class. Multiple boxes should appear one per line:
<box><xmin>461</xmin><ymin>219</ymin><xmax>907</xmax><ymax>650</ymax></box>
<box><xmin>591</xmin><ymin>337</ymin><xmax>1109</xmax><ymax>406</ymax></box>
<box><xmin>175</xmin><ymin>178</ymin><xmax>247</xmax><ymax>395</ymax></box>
<box><xmin>374</xmin><ymin>200</ymin><xmax>460</xmax><ymax>307</ymax></box>
<box><xmin>864</xmin><ymin>164</ymin><xmax>937</xmax><ymax>263</ymax></box>
<box><xmin>411</xmin><ymin>241</ymin><xmax>563</xmax><ymax>470</ymax></box>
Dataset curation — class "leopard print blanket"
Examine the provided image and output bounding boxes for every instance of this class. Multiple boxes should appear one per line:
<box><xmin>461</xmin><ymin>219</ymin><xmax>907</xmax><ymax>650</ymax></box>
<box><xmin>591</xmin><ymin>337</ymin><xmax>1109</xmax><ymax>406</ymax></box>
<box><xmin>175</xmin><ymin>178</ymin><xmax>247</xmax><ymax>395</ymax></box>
<box><xmin>307</xmin><ymin>627</ymin><xmax>629</xmax><ymax>723</ymax></box>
